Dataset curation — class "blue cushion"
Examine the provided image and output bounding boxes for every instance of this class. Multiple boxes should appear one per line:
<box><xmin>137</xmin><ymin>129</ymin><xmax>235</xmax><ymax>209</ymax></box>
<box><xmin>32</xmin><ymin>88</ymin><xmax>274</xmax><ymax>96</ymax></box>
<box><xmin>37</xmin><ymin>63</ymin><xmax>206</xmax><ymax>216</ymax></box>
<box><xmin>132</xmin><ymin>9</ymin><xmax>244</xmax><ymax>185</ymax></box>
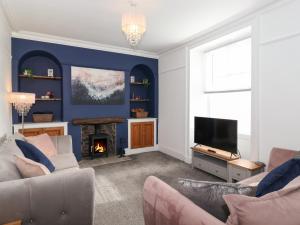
<box><xmin>256</xmin><ymin>158</ymin><xmax>300</xmax><ymax>197</ymax></box>
<box><xmin>15</xmin><ymin>139</ymin><xmax>55</xmax><ymax>172</ymax></box>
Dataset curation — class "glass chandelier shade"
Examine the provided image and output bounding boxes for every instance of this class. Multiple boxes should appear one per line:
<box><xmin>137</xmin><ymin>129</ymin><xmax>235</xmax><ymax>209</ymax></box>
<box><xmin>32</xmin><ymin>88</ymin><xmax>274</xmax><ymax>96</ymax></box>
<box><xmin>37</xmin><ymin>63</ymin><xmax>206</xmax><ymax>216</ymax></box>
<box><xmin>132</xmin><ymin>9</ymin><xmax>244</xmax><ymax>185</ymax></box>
<box><xmin>122</xmin><ymin>4</ymin><xmax>146</xmax><ymax>47</ymax></box>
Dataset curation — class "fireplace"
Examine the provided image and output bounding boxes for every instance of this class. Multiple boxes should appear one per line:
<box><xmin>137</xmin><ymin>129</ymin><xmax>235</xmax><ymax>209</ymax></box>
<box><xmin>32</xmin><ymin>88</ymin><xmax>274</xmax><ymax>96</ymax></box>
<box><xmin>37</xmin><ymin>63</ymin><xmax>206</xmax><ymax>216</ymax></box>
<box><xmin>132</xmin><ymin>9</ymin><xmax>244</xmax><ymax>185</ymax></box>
<box><xmin>89</xmin><ymin>133</ymin><xmax>109</xmax><ymax>159</ymax></box>
<box><xmin>71</xmin><ymin>117</ymin><xmax>125</xmax><ymax>158</ymax></box>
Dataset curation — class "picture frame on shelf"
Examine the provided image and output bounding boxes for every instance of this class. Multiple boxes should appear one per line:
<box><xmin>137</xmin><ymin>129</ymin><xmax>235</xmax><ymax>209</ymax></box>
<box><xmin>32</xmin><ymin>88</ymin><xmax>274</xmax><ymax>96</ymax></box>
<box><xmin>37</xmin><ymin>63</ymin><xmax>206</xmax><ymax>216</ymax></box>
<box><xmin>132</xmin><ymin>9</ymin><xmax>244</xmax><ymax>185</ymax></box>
<box><xmin>48</xmin><ymin>69</ymin><xmax>54</xmax><ymax>77</ymax></box>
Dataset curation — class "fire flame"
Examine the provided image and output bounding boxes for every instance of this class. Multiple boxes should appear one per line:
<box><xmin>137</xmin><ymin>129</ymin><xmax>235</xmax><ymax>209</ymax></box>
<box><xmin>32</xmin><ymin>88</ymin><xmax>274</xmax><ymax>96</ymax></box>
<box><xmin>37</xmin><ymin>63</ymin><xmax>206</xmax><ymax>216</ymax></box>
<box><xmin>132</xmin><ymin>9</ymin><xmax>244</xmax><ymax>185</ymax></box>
<box><xmin>95</xmin><ymin>143</ymin><xmax>105</xmax><ymax>153</ymax></box>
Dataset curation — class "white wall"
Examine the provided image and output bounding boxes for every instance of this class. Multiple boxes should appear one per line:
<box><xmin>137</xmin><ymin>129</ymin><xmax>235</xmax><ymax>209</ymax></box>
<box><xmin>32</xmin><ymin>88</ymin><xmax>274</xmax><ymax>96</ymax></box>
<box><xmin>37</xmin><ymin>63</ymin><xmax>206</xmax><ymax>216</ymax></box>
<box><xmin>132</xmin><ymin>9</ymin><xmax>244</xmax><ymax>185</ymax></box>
<box><xmin>258</xmin><ymin>0</ymin><xmax>300</xmax><ymax>162</ymax></box>
<box><xmin>158</xmin><ymin>47</ymin><xmax>188</xmax><ymax>161</ymax></box>
<box><xmin>0</xmin><ymin>5</ymin><xmax>12</xmax><ymax>136</ymax></box>
<box><xmin>159</xmin><ymin>0</ymin><xmax>300</xmax><ymax>163</ymax></box>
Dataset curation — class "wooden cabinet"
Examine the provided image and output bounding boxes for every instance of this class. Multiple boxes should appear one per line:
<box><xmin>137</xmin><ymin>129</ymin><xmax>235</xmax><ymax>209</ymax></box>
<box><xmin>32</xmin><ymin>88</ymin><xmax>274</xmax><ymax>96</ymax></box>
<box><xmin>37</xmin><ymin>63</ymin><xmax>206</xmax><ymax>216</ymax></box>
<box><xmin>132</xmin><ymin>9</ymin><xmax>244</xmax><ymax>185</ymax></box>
<box><xmin>13</xmin><ymin>122</ymin><xmax>68</xmax><ymax>137</ymax></box>
<box><xmin>131</xmin><ymin>122</ymin><xmax>154</xmax><ymax>149</ymax></box>
<box><xmin>19</xmin><ymin>127</ymin><xmax>64</xmax><ymax>137</ymax></box>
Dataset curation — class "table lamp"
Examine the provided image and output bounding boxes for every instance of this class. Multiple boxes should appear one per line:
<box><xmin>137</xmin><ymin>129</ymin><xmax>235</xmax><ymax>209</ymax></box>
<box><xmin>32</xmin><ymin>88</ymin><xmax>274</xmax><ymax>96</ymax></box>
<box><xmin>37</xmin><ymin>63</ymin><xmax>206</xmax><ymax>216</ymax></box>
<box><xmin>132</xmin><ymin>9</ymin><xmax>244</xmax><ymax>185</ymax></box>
<box><xmin>8</xmin><ymin>92</ymin><xmax>36</xmax><ymax>134</ymax></box>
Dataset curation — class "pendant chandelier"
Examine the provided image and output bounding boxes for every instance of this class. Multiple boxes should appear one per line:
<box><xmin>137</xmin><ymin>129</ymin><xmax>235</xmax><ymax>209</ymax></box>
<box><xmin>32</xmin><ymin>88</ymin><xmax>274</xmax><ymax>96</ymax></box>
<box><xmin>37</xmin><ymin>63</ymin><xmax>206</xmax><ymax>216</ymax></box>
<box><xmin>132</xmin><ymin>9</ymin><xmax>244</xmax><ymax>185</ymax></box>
<box><xmin>122</xmin><ymin>2</ymin><xmax>146</xmax><ymax>47</ymax></box>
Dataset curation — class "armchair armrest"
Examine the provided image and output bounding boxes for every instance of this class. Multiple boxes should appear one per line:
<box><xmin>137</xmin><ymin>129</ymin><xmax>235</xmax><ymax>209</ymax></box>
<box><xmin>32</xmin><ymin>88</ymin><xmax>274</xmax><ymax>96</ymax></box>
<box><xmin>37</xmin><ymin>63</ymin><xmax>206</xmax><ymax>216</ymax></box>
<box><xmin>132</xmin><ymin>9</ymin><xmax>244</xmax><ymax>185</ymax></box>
<box><xmin>0</xmin><ymin>168</ymin><xmax>95</xmax><ymax>225</ymax></box>
<box><xmin>143</xmin><ymin>176</ymin><xmax>225</xmax><ymax>225</ymax></box>
<box><xmin>50</xmin><ymin>135</ymin><xmax>73</xmax><ymax>154</ymax></box>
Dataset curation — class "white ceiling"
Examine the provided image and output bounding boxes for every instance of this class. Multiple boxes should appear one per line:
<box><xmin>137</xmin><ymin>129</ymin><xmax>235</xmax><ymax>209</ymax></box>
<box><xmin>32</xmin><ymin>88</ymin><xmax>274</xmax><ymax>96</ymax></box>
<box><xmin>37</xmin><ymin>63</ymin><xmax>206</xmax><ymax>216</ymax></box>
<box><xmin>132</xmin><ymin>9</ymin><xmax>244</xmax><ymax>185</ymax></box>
<box><xmin>2</xmin><ymin>0</ymin><xmax>277</xmax><ymax>54</ymax></box>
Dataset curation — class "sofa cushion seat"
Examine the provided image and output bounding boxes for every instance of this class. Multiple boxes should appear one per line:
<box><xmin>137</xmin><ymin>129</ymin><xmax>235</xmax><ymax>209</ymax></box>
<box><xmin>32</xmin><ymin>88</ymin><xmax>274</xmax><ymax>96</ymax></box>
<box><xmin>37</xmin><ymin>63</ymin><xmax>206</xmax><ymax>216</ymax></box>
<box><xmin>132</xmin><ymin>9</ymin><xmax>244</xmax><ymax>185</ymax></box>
<box><xmin>50</xmin><ymin>153</ymin><xmax>79</xmax><ymax>171</ymax></box>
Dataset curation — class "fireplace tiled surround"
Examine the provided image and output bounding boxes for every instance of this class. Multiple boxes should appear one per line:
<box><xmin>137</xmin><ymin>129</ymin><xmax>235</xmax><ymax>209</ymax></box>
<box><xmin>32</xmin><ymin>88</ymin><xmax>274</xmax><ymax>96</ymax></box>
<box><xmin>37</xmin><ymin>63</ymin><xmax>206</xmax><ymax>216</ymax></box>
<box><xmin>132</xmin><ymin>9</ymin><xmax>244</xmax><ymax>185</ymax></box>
<box><xmin>81</xmin><ymin>124</ymin><xmax>116</xmax><ymax>158</ymax></box>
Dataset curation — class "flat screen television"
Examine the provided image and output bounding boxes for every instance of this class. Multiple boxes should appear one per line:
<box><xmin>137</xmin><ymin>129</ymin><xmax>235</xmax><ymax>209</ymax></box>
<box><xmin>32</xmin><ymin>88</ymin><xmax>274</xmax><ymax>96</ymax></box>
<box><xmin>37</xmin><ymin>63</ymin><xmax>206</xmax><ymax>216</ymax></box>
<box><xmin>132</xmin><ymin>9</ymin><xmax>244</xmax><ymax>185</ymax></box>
<box><xmin>194</xmin><ymin>117</ymin><xmax>237</xmax><ymax>154</ymax></box>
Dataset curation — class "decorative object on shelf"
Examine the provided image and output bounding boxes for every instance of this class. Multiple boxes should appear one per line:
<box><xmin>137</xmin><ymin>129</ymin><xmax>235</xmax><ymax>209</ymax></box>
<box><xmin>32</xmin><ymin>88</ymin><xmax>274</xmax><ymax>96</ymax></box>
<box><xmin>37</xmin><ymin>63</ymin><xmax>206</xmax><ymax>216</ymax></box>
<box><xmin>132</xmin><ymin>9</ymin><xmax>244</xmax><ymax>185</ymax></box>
<box><xmin>41</xmin><ymin>95</ymin><xmax>50</xmax><ymax>99</ymax></box>
<box><xmin>142</xmin><ymin>78</ymin><xmax>150</xmax><ymax>87</ymax></box>
<box><xmin>23</xmin><ymin>68</ymin><xmax>33</xmax><ymax>76</ymax></box>
<box><xmin>122</xmin><ymin>1</ymin><xmax>146</xmax><ymax>47</ymax></box>
<box><xmin>71</xmin><ymin>66</ymin><xmax>125</xmax><ymax>105</ymax></box>
<box><xmin>32</xmin><ymin>112</ymin><xmax>54</xmax><ymax>123</ymax></box>
<box><xmin>8</xmin><ymin>92</ymin><xmax>36</xmax><ymax>133</ymax></box>
<box><xmin>130</xmin><ymin>75</ymin><xmax>135</xmax><ymax>83</ymax></box>
<box><xmin>131</xmin><ymin>108</ymin><xmax>148</xmax><ymax>118</ymax></box>
<box><xmin>46</xmin><ymin>91</ymin><xmax>54</xmax><ymax>99</ymax></box>
<box><xmin>47</xmin><ymin>69</ymin><xmax>54</xmax><ymax>77</ymax></box>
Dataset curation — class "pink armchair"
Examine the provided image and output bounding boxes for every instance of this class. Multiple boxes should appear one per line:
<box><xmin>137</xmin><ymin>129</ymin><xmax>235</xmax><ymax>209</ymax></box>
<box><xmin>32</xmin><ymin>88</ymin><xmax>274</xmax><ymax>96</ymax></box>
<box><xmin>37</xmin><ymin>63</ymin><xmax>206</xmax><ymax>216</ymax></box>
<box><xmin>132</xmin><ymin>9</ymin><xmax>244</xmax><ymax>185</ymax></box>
<box><xmin>143</xmin><ymin>147</ymin><xmax>298</xmax><ymax>225</ymax></box>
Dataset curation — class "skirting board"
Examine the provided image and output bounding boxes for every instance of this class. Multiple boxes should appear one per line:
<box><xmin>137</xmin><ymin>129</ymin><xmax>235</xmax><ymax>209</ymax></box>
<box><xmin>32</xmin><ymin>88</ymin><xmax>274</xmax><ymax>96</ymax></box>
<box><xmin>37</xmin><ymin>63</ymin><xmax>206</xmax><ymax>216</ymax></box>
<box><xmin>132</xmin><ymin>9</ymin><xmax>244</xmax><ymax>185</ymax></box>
<box><xmin>125</xmin><ymin>145</ymin><xmax>159</xmax><ymax>155</ymax></box>
<box><xmin>159</xmin><ymin>145</ymin><xmax>186</xmax><ymax>161</ymax></box>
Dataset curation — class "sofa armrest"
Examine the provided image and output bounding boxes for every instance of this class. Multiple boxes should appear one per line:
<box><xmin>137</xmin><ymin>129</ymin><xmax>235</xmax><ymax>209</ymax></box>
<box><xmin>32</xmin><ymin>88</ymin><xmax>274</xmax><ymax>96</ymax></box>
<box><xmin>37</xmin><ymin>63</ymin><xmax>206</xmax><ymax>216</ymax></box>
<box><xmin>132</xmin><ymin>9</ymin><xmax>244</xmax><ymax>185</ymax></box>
<box><xmin>0</xmin><ymin>168</ymin><xmax>95</xmax><ymax>225</ymax></box>
<box><xmin>50</xmin><ymin>135</ymin><xmax>73</xmax><ymax>154</ymax></box>
<box><xmin>143</xmin><ymin>176</ymin><xmax>225</xmax><ymax>225</ymax></box>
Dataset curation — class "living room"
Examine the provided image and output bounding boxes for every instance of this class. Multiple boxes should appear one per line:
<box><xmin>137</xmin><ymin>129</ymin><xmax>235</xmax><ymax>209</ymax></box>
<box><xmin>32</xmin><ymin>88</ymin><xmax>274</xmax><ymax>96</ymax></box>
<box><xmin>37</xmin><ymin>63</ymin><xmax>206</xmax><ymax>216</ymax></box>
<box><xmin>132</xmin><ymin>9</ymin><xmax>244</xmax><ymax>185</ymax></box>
<box><xmin>0</xmin><ymin>0</ymin><xmax>299</xmax><ymax>225</ymax></box>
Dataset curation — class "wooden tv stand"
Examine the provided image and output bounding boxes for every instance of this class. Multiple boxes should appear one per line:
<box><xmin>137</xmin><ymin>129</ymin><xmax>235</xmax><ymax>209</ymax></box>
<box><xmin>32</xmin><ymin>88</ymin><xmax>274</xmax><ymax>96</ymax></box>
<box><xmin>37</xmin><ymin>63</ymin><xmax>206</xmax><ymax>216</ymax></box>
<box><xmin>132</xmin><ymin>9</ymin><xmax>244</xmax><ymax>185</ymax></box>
<box><xmin>191</xmin><ymin>145</ymin><xmax>239</xmax><ymax>181</ymax></box>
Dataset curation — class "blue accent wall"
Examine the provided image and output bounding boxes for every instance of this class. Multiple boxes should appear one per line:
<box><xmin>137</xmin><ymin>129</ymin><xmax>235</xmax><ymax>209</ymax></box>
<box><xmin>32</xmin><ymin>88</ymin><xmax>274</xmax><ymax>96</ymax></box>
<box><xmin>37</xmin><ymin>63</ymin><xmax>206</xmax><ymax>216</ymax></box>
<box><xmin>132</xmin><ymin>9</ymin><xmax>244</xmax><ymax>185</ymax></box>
<box><xmin>12</xmin><ymin>38</ymin><xmax>158</xmax><ymax>160</ymax></box>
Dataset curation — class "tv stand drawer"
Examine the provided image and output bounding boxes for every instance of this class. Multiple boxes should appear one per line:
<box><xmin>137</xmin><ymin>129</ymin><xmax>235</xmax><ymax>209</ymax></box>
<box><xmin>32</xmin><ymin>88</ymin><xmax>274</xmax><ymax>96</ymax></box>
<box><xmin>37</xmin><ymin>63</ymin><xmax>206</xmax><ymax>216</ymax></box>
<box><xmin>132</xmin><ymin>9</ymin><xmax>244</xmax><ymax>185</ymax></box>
<box><xmin>228</xmin><ymin>165</ymin><xmax>248</xmax><ymax>180</ymax></box>
<box><xmin>192</xmin><ymin>155</ymin><xmax>228</xmax><ymax>180</ymax></box>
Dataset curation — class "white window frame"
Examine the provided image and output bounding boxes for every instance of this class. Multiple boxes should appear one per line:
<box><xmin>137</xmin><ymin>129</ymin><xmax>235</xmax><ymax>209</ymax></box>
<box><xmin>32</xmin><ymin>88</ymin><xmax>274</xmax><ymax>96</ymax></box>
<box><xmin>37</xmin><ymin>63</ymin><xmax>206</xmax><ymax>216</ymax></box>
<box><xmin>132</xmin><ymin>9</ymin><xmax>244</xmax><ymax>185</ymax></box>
<box><xmin>203</xmin><ymin>36</ymin><xmax>252</xmax><ymax>136</ymax></box>
<box><xmin>203</xmin><ymin>37</ymin><xmax>252</xmax><ymax>94</ymax></box>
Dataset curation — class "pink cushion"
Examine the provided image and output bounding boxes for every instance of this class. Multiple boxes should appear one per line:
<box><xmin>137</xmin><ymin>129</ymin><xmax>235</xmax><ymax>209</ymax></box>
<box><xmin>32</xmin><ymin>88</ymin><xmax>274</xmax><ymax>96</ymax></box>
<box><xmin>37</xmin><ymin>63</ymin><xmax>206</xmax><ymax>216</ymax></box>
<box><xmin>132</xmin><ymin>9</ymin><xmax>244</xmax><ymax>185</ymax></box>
<box><xmin>26</xmin><ymin>133</ymin><xmax>58</xmax><ymax>158</ymax></box>
<box><xmin>15</xmin><ymin>155</ymin><xmax>50</xmax><ymax>178</ymax></box>
<box><xmin>224</xmin><ymin>179</ymin><xmax>300</xmax><ymax>225</ymax></box>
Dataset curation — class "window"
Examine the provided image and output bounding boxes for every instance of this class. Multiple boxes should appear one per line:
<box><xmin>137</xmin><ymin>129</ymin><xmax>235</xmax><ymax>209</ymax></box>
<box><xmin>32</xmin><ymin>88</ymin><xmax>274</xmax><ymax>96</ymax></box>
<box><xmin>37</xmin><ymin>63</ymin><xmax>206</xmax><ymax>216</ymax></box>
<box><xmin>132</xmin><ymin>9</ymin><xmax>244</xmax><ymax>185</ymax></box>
<box><xmin>204</xmin><ymin>38</ymin><xmax>251</xmax><ymax>135</ymax></box>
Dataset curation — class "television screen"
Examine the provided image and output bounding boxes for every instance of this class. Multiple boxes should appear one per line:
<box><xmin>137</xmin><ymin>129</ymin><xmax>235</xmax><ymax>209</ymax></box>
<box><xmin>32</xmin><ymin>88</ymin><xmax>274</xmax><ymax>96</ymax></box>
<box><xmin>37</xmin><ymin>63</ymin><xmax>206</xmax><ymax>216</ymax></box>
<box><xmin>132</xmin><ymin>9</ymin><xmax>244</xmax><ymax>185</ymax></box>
<box><xmin>194</xmin><ymin>117</ymin><xmax>237</xmax><ymax>154</ymax></box>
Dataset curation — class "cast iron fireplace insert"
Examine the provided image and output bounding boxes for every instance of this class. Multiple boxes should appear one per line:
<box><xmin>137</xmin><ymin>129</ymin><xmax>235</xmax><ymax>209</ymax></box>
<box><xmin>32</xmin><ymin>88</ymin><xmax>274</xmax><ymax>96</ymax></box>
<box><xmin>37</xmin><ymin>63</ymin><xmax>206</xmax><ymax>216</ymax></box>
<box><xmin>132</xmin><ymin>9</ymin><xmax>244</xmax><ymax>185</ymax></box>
<box><xmin>89</xmin><ymin>133</ymin><xmax>109</xmax><ymax>159</ymax></box>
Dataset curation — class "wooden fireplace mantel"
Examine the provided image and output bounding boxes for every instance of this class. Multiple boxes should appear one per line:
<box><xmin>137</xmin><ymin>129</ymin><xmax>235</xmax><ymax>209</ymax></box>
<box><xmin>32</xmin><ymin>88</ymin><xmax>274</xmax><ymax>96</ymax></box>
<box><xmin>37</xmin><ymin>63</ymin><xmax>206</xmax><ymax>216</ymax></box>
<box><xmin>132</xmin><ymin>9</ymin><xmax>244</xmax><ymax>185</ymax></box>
<box><xmin>72</xmin><ymin>117</ymin><xmax>125</xmax><ymax>125</ymax></box>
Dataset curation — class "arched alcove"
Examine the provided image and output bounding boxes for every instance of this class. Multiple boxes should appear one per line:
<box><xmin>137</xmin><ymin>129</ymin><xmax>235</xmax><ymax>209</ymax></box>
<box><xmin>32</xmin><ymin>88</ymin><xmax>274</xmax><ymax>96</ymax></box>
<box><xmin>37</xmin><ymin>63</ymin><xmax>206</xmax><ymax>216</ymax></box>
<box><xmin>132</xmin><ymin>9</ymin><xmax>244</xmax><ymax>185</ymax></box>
<box><xmin>18</xmin><ymin>50</ymin><xmax>62</xmax><ymax>76</ymax></box>
<box><xmin>129</xmin><ymin>64</ymin><xmax>156</xmax><ymax>117</ymax></box>
<box><xmin>17</xmin><ymin>50</ymin><xmax>63</xmax><ymax>122</ymax></box>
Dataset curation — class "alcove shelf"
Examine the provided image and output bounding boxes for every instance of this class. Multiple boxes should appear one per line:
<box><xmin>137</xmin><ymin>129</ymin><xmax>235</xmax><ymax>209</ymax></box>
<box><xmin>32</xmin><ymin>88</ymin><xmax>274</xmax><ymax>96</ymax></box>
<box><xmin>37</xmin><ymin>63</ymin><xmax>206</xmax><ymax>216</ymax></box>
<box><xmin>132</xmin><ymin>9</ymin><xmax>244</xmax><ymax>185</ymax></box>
<box><xmin>19</xmin><ymin>75</ymin><xmax>62</xmax><ymax>80</ymax></box>
<box><xmin>130</xmin><ymin>82</ymin><xmax>149</xmax><ymax>86</ymax></box>
<box><xmin>129</xmin><ymin>65</ymin><xmax>155</xmax><ymax>118</ymax></box>
<box><xmin>36</xmin><ymin>98</ymin><xmax>62</xmax><ymax>101</ymax></box>
<box><xmin>17</xmin><ymin>50</ymin><xmax>63</xmax><ymax>122</ymax></box>
<box><xmin>130</xmin><ymin>99</ymin><xmax>150</xmax><ymax>102</ymax></box>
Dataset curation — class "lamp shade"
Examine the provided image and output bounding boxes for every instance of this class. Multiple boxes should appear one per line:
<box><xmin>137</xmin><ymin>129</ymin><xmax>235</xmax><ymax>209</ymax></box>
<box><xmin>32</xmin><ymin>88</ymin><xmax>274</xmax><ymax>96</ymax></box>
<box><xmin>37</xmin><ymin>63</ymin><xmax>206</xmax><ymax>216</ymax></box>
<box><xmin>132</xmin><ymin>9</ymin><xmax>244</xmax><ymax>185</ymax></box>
<box><xmin>8</xmin><ymin>92</ymin><xmax>36</xmax><ymax>104</ymax></box>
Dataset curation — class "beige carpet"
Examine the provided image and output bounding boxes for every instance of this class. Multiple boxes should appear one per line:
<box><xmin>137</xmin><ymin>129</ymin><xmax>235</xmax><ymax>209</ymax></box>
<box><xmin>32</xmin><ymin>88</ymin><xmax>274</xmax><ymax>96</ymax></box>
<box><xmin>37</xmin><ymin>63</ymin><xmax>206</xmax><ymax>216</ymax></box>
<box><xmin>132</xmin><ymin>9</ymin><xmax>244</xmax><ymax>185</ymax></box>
<box><xmin>85</xmin><ymin>151</ymin><xmax>220</xmax><ymax>225</ymax></box>
<box><xmin>79</xmin><ymin>155</ymin><xmax>132</xmax><ymax>168</ymax></box>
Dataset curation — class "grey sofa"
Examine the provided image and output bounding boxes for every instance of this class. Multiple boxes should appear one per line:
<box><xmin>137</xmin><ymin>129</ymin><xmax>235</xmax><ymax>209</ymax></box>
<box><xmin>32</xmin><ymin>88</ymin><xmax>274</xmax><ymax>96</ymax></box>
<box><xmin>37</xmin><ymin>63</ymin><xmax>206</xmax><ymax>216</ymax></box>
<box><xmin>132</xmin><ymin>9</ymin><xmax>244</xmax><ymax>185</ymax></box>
<box><xmin>0</xmin><ymin>135</ymin><xmax>95</xmax><ymax>225</ymax></box>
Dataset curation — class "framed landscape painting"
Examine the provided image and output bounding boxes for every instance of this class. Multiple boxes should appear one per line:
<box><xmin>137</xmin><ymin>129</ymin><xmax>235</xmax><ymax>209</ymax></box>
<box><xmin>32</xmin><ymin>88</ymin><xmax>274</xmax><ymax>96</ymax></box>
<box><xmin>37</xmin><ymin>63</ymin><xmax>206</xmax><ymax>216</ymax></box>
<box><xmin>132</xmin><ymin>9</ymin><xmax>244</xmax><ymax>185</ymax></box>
<box><xmin>71</xmin><ymin>66</ymin><xmax>125</xmax><ymax>105</ymax></box>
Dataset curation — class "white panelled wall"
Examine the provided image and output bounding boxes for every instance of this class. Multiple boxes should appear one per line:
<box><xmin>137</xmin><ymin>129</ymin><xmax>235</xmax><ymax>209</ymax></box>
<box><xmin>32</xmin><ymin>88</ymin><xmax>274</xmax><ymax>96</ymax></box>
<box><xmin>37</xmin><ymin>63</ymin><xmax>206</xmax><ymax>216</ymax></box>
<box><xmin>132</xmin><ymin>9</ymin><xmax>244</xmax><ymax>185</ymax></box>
<box><xmin>0</xmin><ymin>5</ymin><xmax>12</xmax><ymax>136</ymax></box>
<box><xmin>258</xmin><ymin>0</ymin><xmax>300</xmax><ymax>162</ymax></box>
<box><xmin>158</xmin><ymin>0</ymin><xmax>300</xmax><ymax>164</ymax></box>
<box><xmin>159</xmin><ymin>47</ymin><xmax>188</xmax><ymax>161</ymax></box>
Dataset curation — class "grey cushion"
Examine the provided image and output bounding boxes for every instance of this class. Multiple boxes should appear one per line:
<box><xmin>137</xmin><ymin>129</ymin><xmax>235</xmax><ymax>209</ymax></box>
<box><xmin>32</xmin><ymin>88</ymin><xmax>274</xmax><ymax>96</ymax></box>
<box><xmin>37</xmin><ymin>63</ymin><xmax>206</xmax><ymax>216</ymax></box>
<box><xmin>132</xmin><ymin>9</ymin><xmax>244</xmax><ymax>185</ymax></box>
<box><xmin>177</xmin><ymin>178</ymin><xmax>257</xmax><ymax>222</ymax></box>
<box><xmin>50</xmin><ymin>153</ymin><xmax>79</xmax><ymax>171</ymax></box>
<box><xmin>0</xmin><ymin>137</ymin><xmax>25</xmax><ymax>182</ymax></box>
